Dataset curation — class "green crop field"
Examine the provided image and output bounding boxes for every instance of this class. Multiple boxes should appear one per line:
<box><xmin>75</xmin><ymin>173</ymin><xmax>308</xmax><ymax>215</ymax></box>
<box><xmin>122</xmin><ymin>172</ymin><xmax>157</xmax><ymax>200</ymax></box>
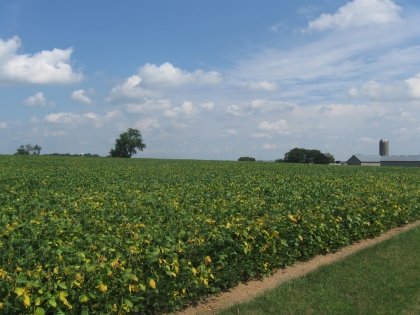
<box><xmin>1</xmin><ymin>156</ymin><xmax>420</xmax><ymax>314</ymax></box>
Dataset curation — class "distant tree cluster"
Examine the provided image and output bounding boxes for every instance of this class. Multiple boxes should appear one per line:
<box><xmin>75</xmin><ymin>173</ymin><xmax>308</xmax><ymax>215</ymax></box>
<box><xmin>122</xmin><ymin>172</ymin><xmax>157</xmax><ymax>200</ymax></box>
<box><xmin>15</xmin><ymin>144</ymin><xmax>42</xmax><ymax>155</ymax></box>
<box><xmin>277</xmin><ymin>148</ymin><xmax>335</xmax><ymax>164</ymax></box>
<box><xmin>238</xmin><ymin>157</ymin><xmax>256</xmax><ymax>162</ymax></box>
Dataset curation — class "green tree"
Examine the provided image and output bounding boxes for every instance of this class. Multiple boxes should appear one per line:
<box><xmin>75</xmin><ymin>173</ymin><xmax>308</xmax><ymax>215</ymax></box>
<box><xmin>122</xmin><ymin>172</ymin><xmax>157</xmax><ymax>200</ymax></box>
<box><xmin>282</xmin><ymin>148</ymin><xmax>334</xmax><ymax>164</ymax></box>
<box><xmin>110</xmin><ymin>128</ymin><xmax>146</xmax><ymax>158</ymax></box>
<box><xmin>15</xmin><ymin>145</ymin><xmax>30</xmax><ymax>155</ymax></box>
<box><xmin>32</xmin><ymin>145</ymin><xmax>42</xmax><ymax>155</ymax></box>
<box><xmin>15</xmin><ymin>144</ymin><xmax>41</xmax><ymax>155</ymax></box>
<box><xmin>283</xmin><ymin>148</ymin><xmax>306</xmax><ymax>163</ymax></box>
<box><xmin>238</xmin><ymin>157</ymin><xmax>256</xmax><ymax>162</ymax></box>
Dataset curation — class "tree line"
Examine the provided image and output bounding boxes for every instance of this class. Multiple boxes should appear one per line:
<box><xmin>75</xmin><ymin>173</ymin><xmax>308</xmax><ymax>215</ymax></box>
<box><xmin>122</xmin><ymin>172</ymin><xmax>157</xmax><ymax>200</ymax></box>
<box><xmin>239</xmin><ymin>148</ymin><xmax>335</xmax><ymax>164</ymax></box>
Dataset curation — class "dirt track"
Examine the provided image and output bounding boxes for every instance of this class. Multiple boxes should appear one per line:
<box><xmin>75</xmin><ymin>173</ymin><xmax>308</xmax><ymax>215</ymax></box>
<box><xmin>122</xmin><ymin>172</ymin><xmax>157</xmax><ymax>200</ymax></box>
<box><xmin>176</xmin><ymin>220</ymin><xmax>420</xmax><ymax>315</ymax></box>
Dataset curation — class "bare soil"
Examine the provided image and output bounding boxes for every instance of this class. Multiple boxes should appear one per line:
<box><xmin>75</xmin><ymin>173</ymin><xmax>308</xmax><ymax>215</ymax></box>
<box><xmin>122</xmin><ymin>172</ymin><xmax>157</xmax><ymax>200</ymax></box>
<box><xmin>176</xmin><ymin>220</ymin><xmax>420</xmax><ymax>315</ymax></box>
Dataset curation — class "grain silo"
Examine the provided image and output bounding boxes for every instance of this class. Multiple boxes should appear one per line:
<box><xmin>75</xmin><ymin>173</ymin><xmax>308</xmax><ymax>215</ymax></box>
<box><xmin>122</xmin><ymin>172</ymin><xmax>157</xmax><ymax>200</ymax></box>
<box><xmin>379</xmin><ymin>139</ymin><xmax>389</xmax><ymax>156</ymax></box>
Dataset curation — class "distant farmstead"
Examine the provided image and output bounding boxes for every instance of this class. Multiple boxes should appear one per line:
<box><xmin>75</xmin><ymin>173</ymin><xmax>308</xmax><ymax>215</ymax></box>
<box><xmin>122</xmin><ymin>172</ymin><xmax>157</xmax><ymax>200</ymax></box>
<box><xmin>346</xmin><ymin>139</ymin><xmax>420</xmax><ymax>167</ymax></box>
<box><xmin>347</xmin><ymin>154</ymin><xmax>420</xmax><ymax>167</ymax></box>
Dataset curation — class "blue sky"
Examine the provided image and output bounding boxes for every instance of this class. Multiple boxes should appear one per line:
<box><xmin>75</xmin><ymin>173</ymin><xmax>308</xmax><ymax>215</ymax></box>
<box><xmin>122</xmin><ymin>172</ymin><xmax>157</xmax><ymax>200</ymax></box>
<box><xmin>1</xmin><ymin>0</ymin><xmax>420</xmax><ymax>160</ymax></box>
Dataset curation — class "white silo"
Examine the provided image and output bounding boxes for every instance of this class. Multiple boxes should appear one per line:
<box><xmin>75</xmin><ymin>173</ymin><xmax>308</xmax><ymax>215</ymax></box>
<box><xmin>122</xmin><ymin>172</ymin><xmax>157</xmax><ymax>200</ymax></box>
<box><xmin>379</xmin><ymin>139</ymin><xmax>389</xmax><ymax>156</ymax></box>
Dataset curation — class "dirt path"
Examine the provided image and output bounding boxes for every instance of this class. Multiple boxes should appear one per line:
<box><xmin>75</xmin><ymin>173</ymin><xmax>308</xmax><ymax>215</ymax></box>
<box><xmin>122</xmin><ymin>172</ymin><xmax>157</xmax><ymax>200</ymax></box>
<box><xmin>176</xmin><ymin>220</ymin><xmax>420</xmax><ymax>315</ymax></box>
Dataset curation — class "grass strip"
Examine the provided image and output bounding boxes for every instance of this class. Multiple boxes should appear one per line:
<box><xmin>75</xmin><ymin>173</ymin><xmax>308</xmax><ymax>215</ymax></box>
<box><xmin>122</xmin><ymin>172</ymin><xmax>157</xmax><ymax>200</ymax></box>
<box><xmin>218</xmin><ymin>225</ymin><xmax>420</xmax><ymax>315</ymax></box>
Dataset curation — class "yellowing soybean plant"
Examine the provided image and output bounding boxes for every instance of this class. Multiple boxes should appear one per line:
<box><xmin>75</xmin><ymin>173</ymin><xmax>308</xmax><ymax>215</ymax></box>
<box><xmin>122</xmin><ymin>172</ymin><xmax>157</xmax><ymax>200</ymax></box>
<box><xmin>1</xmin><ymin>156</ymin><xmax>420</xmax><ymax>314</ymax></box>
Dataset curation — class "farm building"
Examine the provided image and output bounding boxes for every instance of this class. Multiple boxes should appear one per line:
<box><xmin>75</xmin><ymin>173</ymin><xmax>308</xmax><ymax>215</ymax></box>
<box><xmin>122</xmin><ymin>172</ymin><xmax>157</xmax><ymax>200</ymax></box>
<box><xmin>347</xmin><ymin>155</ymin><xmax>382</xmax><ymax>166</ymax></box>
<box><xmin>380</xmin><ymin>155</ymin><xmax>420</xmax><ymax>167</ymax></box>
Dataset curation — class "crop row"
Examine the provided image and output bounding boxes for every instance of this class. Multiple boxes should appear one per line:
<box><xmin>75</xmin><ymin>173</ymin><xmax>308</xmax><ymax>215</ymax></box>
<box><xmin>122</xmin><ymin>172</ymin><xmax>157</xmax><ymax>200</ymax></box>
<box><xmin>1</xmin><ymin>156</ymin><xmax>420</xmax><ymax>314</ymax></box>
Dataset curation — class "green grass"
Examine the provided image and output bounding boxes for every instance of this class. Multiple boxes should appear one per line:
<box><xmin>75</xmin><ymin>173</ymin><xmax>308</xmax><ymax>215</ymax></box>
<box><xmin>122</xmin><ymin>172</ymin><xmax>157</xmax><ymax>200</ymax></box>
<box><xmin>218</xmin><ymin>225</ymin><xmax>420</xmax><ymax>315</ymax></box>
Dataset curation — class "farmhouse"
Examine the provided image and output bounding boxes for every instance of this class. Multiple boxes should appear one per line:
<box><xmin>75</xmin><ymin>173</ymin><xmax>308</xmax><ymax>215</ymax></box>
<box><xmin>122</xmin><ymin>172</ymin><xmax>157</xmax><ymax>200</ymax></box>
<box><xmin>347</xmin><ymin>155</ymin><xmax>382</xmax><ymax>166</ymax></box>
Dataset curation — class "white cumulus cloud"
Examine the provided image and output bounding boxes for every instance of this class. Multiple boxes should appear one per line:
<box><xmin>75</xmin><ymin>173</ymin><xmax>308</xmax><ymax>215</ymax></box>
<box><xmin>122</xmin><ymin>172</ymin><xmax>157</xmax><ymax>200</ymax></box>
<box><xmin>0</xmin><ymin>122</ymin><xmax>7</xmax><ymax>129</ymax></box>
<box><xmin>262</xmin><ymin>143</ymin><xmax>277</xmax><ymax>150</ymax></box>
<box><xmin>44</xmin><ymin>110</ymin><xmax>121</xmax><ymax>128</ymax></box>
<box><xmin>126</xmin><ymin>99</ymin><xmax>171</xmax><ymax>113</ymax></box>
<box><xmin>22</xmin><ymin>92</ymin><xmax>55</xmax><ymax>107</ymax></box>
<box><xmin>350</xmin><ymin>74</ymin><xmax>420</xmax><ymax>100</ymax></box>
<box><xmin>405</xmin><ymin>74</ymin><xmax>420</xmax><ymax>98</ymax></box>
<box><xmin>246</xmin><ymin>99</ymin><xmax>294</xmax><ymax>114</ymax></box>
<box><xmin>106</xmin><ymin>75</ymin><xmax>157</xmax><ymax>103</ymax></box>
<box><xmin>200</xmin><ymin>102</ymin><xmax>215</xmax><ymax>111</ymax></box>
<box><xmin>305</xmin><ymin>0</ymin><xmax>402</xmax><ymax>32</ymax></box>
<box><xmin>139</xmin><ymin>62</ymin><xmax>223</xmax><ymax>87</ymax></box>
<box><xmin>0</xmin><ymin>36</ymin><xmax>83</xmax><ymax>84</ymax></box>
<box><xmin>226</xmin><ymin>105</ymin><xmax>243</xmax><ymax>117</ymax></box>
<box><xmin>258</xmin><ymin>119</ymin><xmax>290</xmax><ymax>135</ymax></box>
<box><xmin>134</xmin><ymin>118</ymin><xmax>160</xmax><ymax>132</ymax></box>
<box><xmin>163</xmin><ymin>101</ymin><xmax>200</xmax><ymax>118</ymax></box>
<box><xmin>71</xmin><ymin>89</ymin><xmax>93</xmax><ymax>104</ymax></box>
<box><xmin>250</xmin><ymin>133</ymin><xmax>272</xmax><ymax>138</ymax></box>
<box><xmin>107</xmin><ymin>63</ymin><xmax>222</xmax><ymax>103</ymax></box>
<box><xmin>245</xmin><ymin>81</ymin><xmax>278</xmax><ymax>92</ymax></box>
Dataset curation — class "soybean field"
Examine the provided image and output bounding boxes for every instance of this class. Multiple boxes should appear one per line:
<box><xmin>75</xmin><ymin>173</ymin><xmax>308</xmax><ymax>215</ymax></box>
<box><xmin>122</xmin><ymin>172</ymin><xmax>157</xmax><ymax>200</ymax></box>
<box><xmin>1</xmin><ymin>156</ymin><xmax>420</xmax><ymax>314</ymax></box>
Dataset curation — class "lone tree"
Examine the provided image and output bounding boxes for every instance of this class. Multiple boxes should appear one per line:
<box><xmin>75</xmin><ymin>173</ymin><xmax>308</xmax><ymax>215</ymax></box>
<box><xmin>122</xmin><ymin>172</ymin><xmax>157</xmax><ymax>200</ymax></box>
<box><xmin>110</xmin><ymin>128</ymin><xmax>146</xmax><ymax>158</ymax></box>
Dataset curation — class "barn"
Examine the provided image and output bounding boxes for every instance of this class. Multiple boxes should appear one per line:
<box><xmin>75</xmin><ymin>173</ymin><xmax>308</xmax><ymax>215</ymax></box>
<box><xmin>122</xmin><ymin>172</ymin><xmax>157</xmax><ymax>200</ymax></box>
<box><xmin>346</xmin><ymin>155</ymin><xmax>382</xmax><ymax>166</ymax></box>
<box><xmin>380</xmin><ymin>155</ymin><xmax>420</xmax><ymax>167</ymax></box>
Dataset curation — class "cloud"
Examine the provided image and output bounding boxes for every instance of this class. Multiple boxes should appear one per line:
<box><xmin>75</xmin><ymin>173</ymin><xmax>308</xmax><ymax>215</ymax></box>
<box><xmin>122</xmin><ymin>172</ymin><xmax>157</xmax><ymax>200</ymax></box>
<box><xmin>22</xmin><ymin>92</ymin><xmax>55</xmax><ymax>107</ymax></box>
<box><xmin>0</xmin><ymin>122</ymin><xmax>7</xmax><ymax>129</ymax></box>
<box><xmin>348</xmin><ymin>87</ymin><xmax>359</xmax><ymax>97</ymax></box>
<box><xmin>311</xmin><ymin>125</ymin><xmax>327</xmax><ymax>130</ymax></box>
<box><xmin>225</xmin><ymin>129</ymin><xmax>238</xmax><ymax>135</ymax></box>
<box><xmin>163</xmin><ymin>101</ymin><xmax>200</xmax><ymax>118</ymax></box>
<box><xmin>106</xmin><ymin>75</ymin><xmax>157</xmax><ymax>103</ymax></box>
<box><xmin>126</xmin><ymin>99</ymin><xmax>171</xmax><ymax>113</ymax></box>
<box><xmin>394</xmin><ymin>127</ymin><xmax>408</xmax><ymax>134</ymax></box>
<box><xmin>262</xmin><ymin>143</ymin><xmax>277</xmax><ymax>150</ymax></box>
<box><xmin>250</xmin><ymin>133</ymin><xmax>272</xmax><ymax>138</ymax></box>
<box><xmin>134</xmin><ymin>118</ymin><xmax>160</xmax><ymax>132</ymax></box>
<box><xmin>225</xmin><ymin>100</ymin><xmax>294</xmax><ymax>118</ymax></box>
<box><xmin>226</xmin><ymin>105</ymin><xmax>242</xmax><ymax>117</ymax></box>
<box><xmin>246</xmin><ymin>99</ymin><xmax>294</xmax><ymax>114</ymax></box>
<box><xmin>44</xmin><ymin>110</ymin><xmax>122</xmax><ymax>128</ymax></box>
<box><xmin>244</xmin><ymin>81</ymin><xmax>278</xmax><ymax>92</ymax></box>
<box><xmin>405</xmin><ymin>74</ymin><xmax>420</xmax><ymax>98</ymax></box>
<box><xmin>219</xmin><ymin>129</ymin><xmax>239</xmax><ymax>137</ymax></box>
<box><xmin>29</xmin><ymin>116</ymin><xmax>39</xmax><ymax>123</ymax></box>
<box><xmin>270</xmin><ymin>23</ymin><xmax>284</xmax><ymax>33</ymax></box>
<box><xmin>200</xmin><ymin>102</ymin><xmax>215</xmax><ymax>111</ymax></box>
<box><xmin>139</xmin><ymin>62</ymin><xmax>223</xmax><ymax>87</ymax></box>
<box><xmin>107</xmin><ymin>63</ymin><xmax>222</xmax><ymax>103</ymax></box>
<box><xmin>305</xmin><ymin>0</ymin><xmax>402</xmax><ymax>32</ymax></box>
<box><xmin>349</xmin><ymin>74</ymin><xmax>420</xmax><ymax>100</ymax></box>
<box><xmin>360</xmin><ymin>137</ymin><xmax>377</xmax><ymax>143</ymax></box>
<box><xmin>71</xmin><ymin>89</ymin><xmax>93</xmax><ymax>104</ymax></box>
<box><xmin>43</xmin><ymin>130</ymin><xmax>67</xmax><ymax>137</ymax></box>
<box><xmin>0</xmin><ymin>36</ymin><xmax>84</xmax><ymax>84</ymax></box>
<box><xmin>318</xmin><ymin>106</ymin><xmax>333</xmax><ymax>113</ymax></box>
<box><xmin>297</xmin><ymin>5</ymin><xmax>319</xmax><ymax>19</ymax></box>
<box><xmin>258</xmin><ymin>119</ymin><xmax>290</xmax><ymax>135</ymax></box>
